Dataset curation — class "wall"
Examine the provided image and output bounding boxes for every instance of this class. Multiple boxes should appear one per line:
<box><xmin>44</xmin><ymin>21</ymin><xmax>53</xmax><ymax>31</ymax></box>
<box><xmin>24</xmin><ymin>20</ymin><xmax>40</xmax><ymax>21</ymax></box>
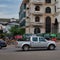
<box><xmin>56</xmin><ymin>0</ymin><xmax>60</xmax><ymax>33</ymax></box>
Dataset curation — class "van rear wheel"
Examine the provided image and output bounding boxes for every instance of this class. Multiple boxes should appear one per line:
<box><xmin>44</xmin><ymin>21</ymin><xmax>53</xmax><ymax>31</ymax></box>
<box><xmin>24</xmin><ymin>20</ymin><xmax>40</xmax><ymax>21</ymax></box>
<box><xmin>22</xmin><ymin>45</ymin><xmax>30</xmax><ymax>51</ymax></box>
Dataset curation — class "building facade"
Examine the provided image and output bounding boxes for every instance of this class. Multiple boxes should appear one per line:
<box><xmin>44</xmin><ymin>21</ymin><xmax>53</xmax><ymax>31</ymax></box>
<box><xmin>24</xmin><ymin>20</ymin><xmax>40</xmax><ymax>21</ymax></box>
<box><xmin>19</xmin><ymin>0</ymin><xmax>59</xmax><ymax>34</ymax></box>
<box><xmin>56</xmin><ymin>0</ymin><xmax>60</xmax><ymax>33</ymax></box>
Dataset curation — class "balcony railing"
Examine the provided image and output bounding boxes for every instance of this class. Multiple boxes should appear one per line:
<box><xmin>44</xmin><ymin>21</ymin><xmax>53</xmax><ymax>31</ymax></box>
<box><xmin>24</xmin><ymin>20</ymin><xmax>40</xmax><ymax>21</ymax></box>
<box><xmin>31</xmin><ymin>11</ymin><xmax>43</xmax><ymax>16</ymax></box>
<box><xmin>26</xmin><ymin>22</ymin><xmax>44</xmax><ymax>27</ymax></box>
<box><xmin>31</xmin><ymin>22</ymin><xmax>43</xmax><ymax>25</ymax></box>
<box><xmin>31</xmin><ymin>11</ymin><xmax>57</xmax><ymax>16</ymax></box>
<box><xmin>45</xmin><ymin>1</ymin><xmax>58</xmax><ymax>6</ymax></box>
<box><xmin>31</xmin><ymin>1</ymin><xmax>44</xmax><ymax>5</ymax></box>
<box><xmin>54</xmin><ymin>11</ymin><xmax>60</xmax><ymax>16</ymax></box>
<box><xmin>31</xmin><ymin>1</ymin><xmax>58</xmax><ymax>6</ymax></box>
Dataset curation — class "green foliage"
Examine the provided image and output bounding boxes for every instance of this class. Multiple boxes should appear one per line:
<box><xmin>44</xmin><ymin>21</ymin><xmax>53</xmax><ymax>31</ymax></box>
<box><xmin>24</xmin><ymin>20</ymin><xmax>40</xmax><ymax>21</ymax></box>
<box><xmin>20</xmin><ymin>28</ymin><xmax>25</xmax><ymax>35</ymax></box>
<box><xmin>9</xmin><ymin>26</ymin><xmax>25</xmax><ymax>36</ymax></box>
<box><xmin>0</xmin><ymin>33</ymin><xmax>5</xmax><ymax>38</ymax></box>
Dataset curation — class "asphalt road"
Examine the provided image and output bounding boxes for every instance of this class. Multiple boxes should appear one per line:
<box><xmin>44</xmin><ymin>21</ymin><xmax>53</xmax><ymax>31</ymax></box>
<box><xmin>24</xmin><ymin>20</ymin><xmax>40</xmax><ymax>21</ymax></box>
<box><xmin>0</xmin><ymin>43</ymin><xmax>60</xmax><ymax>60</ymax></box>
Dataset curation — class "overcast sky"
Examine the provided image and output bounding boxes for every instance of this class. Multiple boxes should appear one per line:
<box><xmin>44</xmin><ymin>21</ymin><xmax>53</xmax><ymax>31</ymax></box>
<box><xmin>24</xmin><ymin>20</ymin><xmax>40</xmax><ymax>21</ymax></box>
<box><xmin>0</xmin><ymin>0</ymin><xmax>60</xmax><ymax>19</ymax></box>
<box><xmin>0</xmin><ymin>0</ymin><xmax>22</xmax><ymax>19</ymax></box>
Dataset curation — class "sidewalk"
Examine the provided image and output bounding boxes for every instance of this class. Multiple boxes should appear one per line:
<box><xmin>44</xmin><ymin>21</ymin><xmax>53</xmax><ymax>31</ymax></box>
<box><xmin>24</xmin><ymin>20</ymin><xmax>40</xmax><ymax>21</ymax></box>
<box><xmin>56</xmin><ymin>40</ymin><xmax>60</xmax><ymax>45</ymax></box>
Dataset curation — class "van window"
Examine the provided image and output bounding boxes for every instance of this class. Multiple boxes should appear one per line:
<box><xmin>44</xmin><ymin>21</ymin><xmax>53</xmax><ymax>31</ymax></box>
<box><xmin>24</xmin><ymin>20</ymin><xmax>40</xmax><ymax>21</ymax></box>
<box><xmin>39</xmin><ymin>37</ymin><xmax>45</xmax><ymax>42</ymax></box>
<box><xmin>32</xmin><ymin>37</ymin><xmax>38</xmax><ymax>42</ymax></box>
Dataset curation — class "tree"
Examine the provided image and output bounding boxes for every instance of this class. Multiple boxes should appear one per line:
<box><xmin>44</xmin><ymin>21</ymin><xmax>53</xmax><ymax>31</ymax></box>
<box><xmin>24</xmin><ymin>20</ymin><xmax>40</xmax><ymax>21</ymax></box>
<box><xmin>9</xmin><ymin>26</ymin><xmax>25</xmax><ymax>36</ymax></box>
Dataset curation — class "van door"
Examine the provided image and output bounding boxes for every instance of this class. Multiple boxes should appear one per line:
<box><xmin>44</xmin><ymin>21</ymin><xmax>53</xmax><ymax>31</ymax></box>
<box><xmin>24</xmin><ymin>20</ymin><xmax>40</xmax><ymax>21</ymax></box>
<box><xmin>38</xmin><ymin>37</ymin><xmax>48</xmax><ymax>48</ymax></box>
<box><xmin>31</xmin><ymin>37</ymin><xmax>39</xmax><ymax>47</ymax></box>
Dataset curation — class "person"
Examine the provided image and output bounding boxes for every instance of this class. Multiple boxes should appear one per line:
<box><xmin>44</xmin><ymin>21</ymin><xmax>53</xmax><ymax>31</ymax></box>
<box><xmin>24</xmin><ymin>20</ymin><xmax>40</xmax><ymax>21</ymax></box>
<box><xmin>52</xmin><ymin>36</ymin><xmax>56</xmax><ymax>42</ymax></box>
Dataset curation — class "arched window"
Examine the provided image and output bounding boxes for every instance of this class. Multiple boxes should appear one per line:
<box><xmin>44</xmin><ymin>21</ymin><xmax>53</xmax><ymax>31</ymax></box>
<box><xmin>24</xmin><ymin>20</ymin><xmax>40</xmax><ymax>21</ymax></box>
<box><xmin>45</xmin><ymin>16</ymin><xmax>51</xmax><ymax>33</ymax></box>
<box><xmin>34</xmin><ymin>27</ymin><xmax>40</xmax><ymax>34</ymax></box>
<box><xmin>35</xmin><ymin>6</ymin><xmax>40</xmax><ymax>11</ymax></box>
<box><xmin>46</xmin><ymin>0</ymin><xmax>51</xmax><ymax>3</ymax></box>
<box><xmin>45</xmin><ymin>7</ymin><xmax>51</xmax><ymax>13</ymax></box>
<box><xmin>54</xmin><ymin>18</ymin><xmax>58</xmax><ymax>25</ymax></box>
<box><xmin>35</xmin><ymin>16</ymin><xmax>40</xmax><ymax>22</ymax></box>
<box><xmin>53</xmin><ymin>18</ymin><xmax>58</xmax><ymax>33</ymax></box>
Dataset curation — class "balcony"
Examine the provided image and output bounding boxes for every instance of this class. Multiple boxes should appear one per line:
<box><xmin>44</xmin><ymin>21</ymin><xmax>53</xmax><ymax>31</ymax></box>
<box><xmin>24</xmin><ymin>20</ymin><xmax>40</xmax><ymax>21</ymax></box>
<box><xmin>44</xmin><ymin>12</ymin><xmax>60</xmax><ymax>16</ymax></box>
<box><xmin>42</xmin><ymin>13</ymin><xmax>55</xmax><ymax>17</ymax></box>
<box><xmin>54</xmin><ymin>11</ymin><xmax>60</xmax><ymax>16</ymax></box>
<box><xmin>44</xmin><ymin>1</ymin><xmax>58</xmax><ymax>6</ymax></box>
<box><xmin>26</xmin><ymin>22</ymin><xmax>44</xmax><ymax>27</ymax></box>
<box><xmin>31</xmin><ymin>11</ymin><xmax>43</xmax><ymax>16</ymax></box>
<box><xmin>30</xmin><ymin>0</ymin><xmax>44</xmax><ymax>5</ymax></box>
<box><xmin>31</xmin><ymin>1</ymin><xmax>44</xmax><ymax>5</ymax></box>
<box><xmin>31</xmin><ymin>0</ymin><xmax>58</xmax><ymax>6</ymax></box>
<box><xmin>31</xmin><ymin>11</ymin><xmax>57</xmax><ymax>17</ymax></box>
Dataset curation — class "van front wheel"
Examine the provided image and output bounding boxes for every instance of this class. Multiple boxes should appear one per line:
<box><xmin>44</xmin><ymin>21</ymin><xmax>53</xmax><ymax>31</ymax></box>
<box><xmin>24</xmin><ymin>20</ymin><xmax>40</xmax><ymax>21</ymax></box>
<box><xmin>48</xmin><ymin>45</ymin><xmax>55</xmax><ymax>50</ymax></box>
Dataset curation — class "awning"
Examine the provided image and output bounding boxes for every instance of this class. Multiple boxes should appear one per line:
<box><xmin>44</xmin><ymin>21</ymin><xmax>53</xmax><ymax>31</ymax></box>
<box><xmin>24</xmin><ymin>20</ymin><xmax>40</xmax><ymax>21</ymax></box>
<box><xmin>15</xmin><ymin>35</ymin><xmax>23</xmax><ymax>39</ymax></box>
<box><xmin>50</xmin><ymin>34</ymin><xmax>56</xmax><ymax>37</ymax></box>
